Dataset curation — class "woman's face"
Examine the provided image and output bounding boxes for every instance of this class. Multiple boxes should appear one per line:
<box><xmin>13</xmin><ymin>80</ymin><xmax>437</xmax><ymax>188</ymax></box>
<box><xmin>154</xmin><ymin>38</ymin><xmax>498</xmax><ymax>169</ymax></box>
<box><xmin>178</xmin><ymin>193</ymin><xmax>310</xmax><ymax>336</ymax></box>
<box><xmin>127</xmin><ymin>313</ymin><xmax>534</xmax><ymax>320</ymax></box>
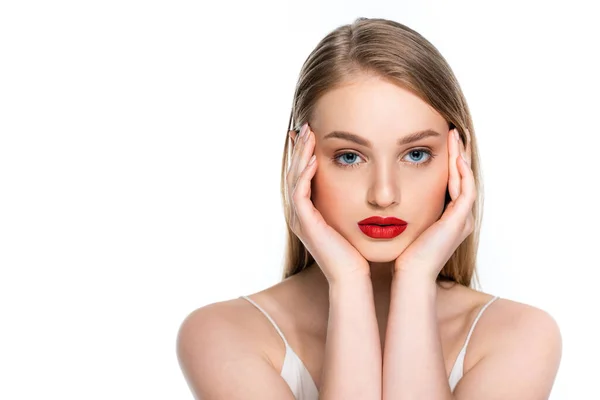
<box><xmin>308</xmin><ymin>74</ymin><xmax>451</xmax><ymax>263</ymax></box>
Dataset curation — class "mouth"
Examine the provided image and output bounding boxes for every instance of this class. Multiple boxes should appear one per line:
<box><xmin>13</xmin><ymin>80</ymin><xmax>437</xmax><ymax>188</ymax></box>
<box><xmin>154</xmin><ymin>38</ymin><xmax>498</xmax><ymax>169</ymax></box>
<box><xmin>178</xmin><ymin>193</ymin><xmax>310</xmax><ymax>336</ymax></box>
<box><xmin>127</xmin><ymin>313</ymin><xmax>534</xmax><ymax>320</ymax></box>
<box><xmin>357</xmin><ymin>216</ymin><xmax>408</xmax><ymax>226</ymax></box>
<box><xmin>357</xmin><ymin>216</ymin><xmax>408</xmax><ymax>239</ymax></box>
<box><xmin>357</xmin><ymin>223</ymin><xmax>407</xmax><ymax>239</ymax></box>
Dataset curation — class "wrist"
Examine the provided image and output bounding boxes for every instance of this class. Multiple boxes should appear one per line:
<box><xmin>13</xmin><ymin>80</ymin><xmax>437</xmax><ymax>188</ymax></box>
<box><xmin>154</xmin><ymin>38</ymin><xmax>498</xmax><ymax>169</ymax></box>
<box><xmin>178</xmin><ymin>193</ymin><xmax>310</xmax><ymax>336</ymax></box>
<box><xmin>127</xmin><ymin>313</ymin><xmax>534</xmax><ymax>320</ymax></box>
<box><xmin>392</xmin><ymin>265</ymin><xmax>438</xmax><ymax>284</ymax></box>
<box><xmin>391</xmin><ymin>270</ymin><xmax>439</xmax><ymax>303</ymax></box>
<box><xmin>328</xmin><ymin>269</ymin><xmax>372</xmax><ymax>288</ymax></box>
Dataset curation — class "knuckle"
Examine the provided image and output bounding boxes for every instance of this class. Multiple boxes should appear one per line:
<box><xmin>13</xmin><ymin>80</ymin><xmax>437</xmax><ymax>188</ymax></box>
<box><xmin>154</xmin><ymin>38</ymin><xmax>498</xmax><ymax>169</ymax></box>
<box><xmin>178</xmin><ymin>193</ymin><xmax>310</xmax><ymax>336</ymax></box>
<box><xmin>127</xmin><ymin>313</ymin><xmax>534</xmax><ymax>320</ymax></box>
<box><xmin>465</xmin><ymin>217</ymin><xmax>474</xmax><ymax>232</ymax></box>
<box><xmin>291</xmin><ymin>189</ymin><xmax>303</xmax><ymax>206</ymax></box>
<box><xmin>290</xmin><ymin>220</ymin><xmax>299</xmax><ymax>234</ymax></box>
<box><xmin>286</xmin><ymin>174</ymin><xmax>296</xmax><ymax>189</ymax></box>
<box><xmin>291</xmin><ymin>219</ymin><xmax>304</xmax><ymax>238</ymax></box>
<box><xmin>289</xmin><ymin>213</ymin><xmax>300</xmax><ymax>228</ymax></box>
<box><xmin>291</xmin><ymin>180</ymin><xmax>300</xmax><ymax>196</ymax></box>
<box><xmin>469</xmin><ymin>190</ymin><xmax>477</xmax><ymax>203</ymax></box>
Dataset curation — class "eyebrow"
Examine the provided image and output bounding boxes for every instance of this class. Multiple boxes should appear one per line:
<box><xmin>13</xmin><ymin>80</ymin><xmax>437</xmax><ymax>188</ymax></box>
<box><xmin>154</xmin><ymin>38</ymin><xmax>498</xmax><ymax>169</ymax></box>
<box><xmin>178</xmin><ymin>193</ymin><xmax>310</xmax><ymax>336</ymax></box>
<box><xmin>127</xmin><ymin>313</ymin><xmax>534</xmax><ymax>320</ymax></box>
<box><xmin>323</xmin><ymin>129</ymin><xmax>441</xmax><ymax>148</ymax></box>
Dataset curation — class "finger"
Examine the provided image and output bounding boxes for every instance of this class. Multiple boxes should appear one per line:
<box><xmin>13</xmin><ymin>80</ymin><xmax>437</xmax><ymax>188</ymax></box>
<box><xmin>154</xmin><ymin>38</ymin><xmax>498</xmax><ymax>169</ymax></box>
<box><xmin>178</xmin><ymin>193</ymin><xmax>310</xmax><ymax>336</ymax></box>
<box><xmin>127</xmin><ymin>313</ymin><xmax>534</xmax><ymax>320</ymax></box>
<box><xmin>288</xmin><ymin>123</ymin><xmax>308</xmax><ymax>186</ymax></box>
<box><xmin>289</xmin><ymin>129</ymin><xmax>298</xmax><ymax>145</ymax></box>
<box><xmin>448</xmin><ymin>128</ymin><xmax>461</xmax><ymax>201</ymax></box>
<box><xmin>294</xmin><ymin>125</ymin><xmax>315</xmax><ymax>186</ymax></box>
<box><xmin>291</xmin><ymin>153</ymin><xmax>318</xmax><ymax>230</ymax></box>
<box><xmin>452</xmin><ymin>152</ymin><xmax>477</xmax><ymax>225</ymax></box>
<box><xmin>291</xmin><ymin>123</ymin><xmax>306</xmax><ymax>153</ymax></box>
<box><xmin>464</xmin><ymin>128</ymin><xmax>472</xmax><ymax>166</ymax></box>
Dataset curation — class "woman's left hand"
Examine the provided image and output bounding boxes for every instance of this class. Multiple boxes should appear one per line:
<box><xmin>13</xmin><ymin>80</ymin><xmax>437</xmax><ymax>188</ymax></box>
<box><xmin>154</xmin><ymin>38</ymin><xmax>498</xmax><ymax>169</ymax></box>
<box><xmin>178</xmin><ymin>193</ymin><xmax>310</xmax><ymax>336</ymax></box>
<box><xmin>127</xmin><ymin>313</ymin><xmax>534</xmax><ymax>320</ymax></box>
<box><xmin>393</xmin><ymin>127</ymin><xmax>476</xmax><ymax>281</ymax></box>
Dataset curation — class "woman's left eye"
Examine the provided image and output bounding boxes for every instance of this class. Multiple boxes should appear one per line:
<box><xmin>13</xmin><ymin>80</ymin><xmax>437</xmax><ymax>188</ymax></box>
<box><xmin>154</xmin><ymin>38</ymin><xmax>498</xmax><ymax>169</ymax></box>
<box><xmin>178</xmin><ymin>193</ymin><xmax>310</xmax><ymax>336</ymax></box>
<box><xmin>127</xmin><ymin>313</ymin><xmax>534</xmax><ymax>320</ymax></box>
<box><xmin>333</xmin><ymin>152</ymin><xmax>364</xmax><ymax>168</ymax></box>
<box><xmin>403</xmin><ymin>149</ymin><xmax>434</xmax><ymax>166</ymax></box>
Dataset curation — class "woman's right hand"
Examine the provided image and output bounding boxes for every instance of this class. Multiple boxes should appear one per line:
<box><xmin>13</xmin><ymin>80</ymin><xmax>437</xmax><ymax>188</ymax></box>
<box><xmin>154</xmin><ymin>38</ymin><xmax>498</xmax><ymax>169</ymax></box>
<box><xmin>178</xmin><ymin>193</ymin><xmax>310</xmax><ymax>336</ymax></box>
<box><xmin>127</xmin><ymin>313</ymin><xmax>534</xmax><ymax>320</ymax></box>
<box><xmin>287</xmin><ymin>122</ymin><xmax>371</xmax><ymax>285</ymax></box>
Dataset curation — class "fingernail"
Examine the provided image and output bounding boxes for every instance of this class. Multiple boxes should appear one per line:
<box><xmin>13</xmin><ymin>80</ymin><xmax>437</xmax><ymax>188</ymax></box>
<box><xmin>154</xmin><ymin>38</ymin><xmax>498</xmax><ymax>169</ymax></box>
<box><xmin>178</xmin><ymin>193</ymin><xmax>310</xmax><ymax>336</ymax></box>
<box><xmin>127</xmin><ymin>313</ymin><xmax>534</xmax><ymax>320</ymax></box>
<box><xmin>454</xmin><ymin>129</ymin><xmax>460</xmax><ymax>142</ymax></box>
<box><xmin>300</xmin><ymin>123</ymin><xmax>308</xmax><ymax>137</ymax></box>
<box><xmin>303</xmin><ymin>127</ymin><xmax>311</xmax><ymax>143</ymax></box>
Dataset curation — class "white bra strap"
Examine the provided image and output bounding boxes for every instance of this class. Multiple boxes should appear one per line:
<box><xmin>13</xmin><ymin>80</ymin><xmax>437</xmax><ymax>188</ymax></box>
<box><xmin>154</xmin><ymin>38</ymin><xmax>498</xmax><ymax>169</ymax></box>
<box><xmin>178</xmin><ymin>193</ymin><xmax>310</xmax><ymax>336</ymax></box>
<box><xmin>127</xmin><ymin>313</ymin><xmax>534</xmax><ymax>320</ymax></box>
<box><xmin>462</xmin><ymin>296</ymin><xmax>500</xmax><ymax>350</ymax></box>
<box><xmin>240</xmin><ymin>295</ymin><xmax>289</xmax><ymax>348</ymax></box>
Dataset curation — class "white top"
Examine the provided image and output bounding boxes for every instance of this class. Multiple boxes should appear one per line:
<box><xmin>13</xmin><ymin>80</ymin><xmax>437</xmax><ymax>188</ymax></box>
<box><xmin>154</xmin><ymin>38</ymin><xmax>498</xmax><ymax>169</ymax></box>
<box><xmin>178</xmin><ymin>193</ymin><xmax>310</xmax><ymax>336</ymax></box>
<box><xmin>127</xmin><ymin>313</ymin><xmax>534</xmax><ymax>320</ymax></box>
<box><xmin>240</xmin><ymin>294</ymin><xmax>499</xmax><ymax>400</ymax></box>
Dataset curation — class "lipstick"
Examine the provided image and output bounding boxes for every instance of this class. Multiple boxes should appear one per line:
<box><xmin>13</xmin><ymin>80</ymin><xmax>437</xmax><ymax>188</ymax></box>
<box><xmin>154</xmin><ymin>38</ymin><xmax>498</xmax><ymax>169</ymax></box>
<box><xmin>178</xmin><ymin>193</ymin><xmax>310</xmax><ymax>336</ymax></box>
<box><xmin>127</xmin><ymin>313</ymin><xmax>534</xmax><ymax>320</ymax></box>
<box><xmin>357</xmin><ymin>216</ymin><xmax>408</xmax><ymax>239</ymax></box>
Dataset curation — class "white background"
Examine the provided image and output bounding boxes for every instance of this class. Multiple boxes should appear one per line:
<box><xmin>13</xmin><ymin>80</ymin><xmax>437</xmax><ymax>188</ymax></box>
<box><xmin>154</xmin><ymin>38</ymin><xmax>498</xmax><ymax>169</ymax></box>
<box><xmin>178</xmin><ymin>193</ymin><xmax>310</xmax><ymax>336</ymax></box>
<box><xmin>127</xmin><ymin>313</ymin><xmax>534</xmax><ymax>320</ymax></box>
<box><xmin>1</xmin><ymin>1</ymin><xmax>598</xmax><ymax>398</ymax></box>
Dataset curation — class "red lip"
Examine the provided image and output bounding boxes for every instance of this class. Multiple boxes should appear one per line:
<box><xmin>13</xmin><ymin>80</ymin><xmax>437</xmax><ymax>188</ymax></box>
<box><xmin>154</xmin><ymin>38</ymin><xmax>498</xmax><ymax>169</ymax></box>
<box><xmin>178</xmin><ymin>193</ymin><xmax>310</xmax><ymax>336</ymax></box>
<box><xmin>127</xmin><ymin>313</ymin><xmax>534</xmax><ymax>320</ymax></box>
<box><xmin>357</xmin><ymin>216</ymin><xmax>408</xmax><ymax>239</ymax></box>
<box><xmin>358</xmin><ymin>216</ymin><xmax>407</xmax><ymax>226</ymax></box>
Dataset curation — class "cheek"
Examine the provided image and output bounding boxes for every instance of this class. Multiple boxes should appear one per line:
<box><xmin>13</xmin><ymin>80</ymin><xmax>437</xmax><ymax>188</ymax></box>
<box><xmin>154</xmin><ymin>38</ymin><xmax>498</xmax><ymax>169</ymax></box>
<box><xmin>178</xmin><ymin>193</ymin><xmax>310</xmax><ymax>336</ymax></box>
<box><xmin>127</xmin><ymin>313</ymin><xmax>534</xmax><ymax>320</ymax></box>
<box><xmin>419</xmin><ymin>163</ymin><xmax>450</xmax><ymax>221</ymax></box>
<box><xmin>311</xmin><ymin>168</ymin><xmax>356</xmax><ymax>229</ymax></box>
<box><xmin>309</xmin><ymin>161</ymin><xmax>449</xmax><ymax>228</ymax></box>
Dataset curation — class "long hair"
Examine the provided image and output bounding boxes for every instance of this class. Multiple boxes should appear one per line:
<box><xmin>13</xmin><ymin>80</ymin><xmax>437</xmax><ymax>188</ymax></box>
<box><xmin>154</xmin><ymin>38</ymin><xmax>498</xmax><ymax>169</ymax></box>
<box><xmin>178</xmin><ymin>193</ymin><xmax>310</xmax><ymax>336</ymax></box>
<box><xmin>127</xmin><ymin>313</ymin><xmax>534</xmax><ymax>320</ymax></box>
<box><xmin>279</xmin><ymin>17</ymin><xmax>483</xmax><ymax>289</ymax></box>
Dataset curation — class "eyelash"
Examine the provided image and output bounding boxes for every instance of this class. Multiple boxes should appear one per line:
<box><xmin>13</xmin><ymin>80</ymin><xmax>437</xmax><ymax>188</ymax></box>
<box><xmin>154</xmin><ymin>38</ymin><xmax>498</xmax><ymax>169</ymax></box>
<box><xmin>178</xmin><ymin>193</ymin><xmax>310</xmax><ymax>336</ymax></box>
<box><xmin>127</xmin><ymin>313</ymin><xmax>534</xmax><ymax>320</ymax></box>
<box><xmin>332</xmin><ymin>148</ymin><xmax>436</xmax><ymax>169</ymax></box>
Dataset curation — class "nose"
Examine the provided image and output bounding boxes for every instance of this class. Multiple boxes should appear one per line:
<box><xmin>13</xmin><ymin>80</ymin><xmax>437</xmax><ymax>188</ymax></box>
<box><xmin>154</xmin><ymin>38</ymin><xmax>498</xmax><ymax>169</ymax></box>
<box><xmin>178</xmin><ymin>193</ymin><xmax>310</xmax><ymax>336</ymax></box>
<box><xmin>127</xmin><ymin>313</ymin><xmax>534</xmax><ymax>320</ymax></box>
<box><xmin>366</xmin><ymin>163</ymin><xmax>399</xmax><ymax>209</ymax></box>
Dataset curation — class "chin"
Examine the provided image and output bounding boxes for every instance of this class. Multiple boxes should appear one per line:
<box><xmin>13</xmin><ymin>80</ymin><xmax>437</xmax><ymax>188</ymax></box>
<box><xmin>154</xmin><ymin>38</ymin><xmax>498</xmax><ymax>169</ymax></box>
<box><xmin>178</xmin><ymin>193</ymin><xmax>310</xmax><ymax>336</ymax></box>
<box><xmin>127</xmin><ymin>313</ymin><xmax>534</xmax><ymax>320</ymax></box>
<box><xmin>353</xmin><ymin>239</ymin><xmax>407</xmax><ymax>263</ymax></box>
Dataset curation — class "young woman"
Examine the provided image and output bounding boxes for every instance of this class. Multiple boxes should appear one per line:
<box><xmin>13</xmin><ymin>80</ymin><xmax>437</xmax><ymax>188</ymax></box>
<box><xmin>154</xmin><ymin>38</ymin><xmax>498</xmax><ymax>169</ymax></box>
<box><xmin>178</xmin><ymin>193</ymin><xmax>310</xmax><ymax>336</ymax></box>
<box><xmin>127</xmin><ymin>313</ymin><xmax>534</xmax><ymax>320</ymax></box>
<box><xmin>177</xmin><ymin>17</ymin><xmax>562</xmax><ymax>400</ymax></box>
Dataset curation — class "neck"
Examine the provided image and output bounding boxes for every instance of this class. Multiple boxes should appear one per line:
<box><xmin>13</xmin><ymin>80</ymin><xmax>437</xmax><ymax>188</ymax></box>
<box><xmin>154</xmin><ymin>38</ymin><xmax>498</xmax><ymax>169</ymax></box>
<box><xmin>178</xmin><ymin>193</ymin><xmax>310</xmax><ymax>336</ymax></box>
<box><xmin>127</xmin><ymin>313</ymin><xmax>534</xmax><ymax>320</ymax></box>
<box><xmin>302</xmin><ymin>261</ymin><xmax>396</xmax><ymax>293</ymax></box>
<box><xmin>298</xmin><ymin>261</ymin><xmax>449</xmax><ymax>319</ymax></box>
<box><xmin>300</xmin><ymin>261</ymin><xmax>395</xmax><ymax>312</ymax></box>
<box><xmin>368</xmin><ymin>261</ymin><xmax>395</xmax><ymax>292</ymax></box>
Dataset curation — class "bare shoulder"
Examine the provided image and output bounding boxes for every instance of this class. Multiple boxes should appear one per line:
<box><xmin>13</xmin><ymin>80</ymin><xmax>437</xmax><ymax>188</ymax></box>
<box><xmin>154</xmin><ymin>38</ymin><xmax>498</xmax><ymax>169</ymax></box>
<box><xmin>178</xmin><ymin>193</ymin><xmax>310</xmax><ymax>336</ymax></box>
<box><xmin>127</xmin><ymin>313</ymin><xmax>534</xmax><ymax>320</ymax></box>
<box><xmin>176</xmin><ymin>299</ymin><xmax>296</xmax><ymax>399</ymax></box>
<box><xmin>452</xmin><ymin>285</ymin><xmax>561</xmax><ymax>348</ymax></box>
<box><xmin>477</xmin><ymin>295</ymin><xmax>562</xmax><ymax>350</ymax></box>
<box><xmin>461</xmin><ymin>287</ymin><xmax>562</xmax><ymax>356</ymax></box>
<box><xmin>456</xmin><ymin>290</ymin><xmax>563</xmax><ymax>398</ymax></box>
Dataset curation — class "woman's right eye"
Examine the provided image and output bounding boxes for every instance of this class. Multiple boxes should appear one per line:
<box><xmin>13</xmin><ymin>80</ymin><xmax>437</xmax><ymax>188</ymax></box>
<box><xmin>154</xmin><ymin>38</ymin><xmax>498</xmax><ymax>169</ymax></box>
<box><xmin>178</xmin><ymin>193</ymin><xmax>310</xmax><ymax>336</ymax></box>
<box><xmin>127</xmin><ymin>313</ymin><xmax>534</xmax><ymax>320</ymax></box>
<box><xmin>333</xmin><ymin>152</ymin><xmax>364</xmax><ymax>169</ymax></box>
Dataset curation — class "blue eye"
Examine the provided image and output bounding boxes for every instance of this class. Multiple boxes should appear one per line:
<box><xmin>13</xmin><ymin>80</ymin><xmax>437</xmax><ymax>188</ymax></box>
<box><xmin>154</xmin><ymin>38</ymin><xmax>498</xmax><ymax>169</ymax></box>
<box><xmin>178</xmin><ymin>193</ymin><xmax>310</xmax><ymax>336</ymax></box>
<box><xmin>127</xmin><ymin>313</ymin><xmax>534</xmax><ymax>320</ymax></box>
<box><xmin>335</xmin><ymin>152</ymin><xmax>362</xmax><ymax>168</ymax></box>
<box><xmin>404</xmin><ymin>149</ymin><xmax>432</xmax><ymax>165</ymax></box>
<box><xmin>333</xmin><ymin>148</ymin><xmax>435</xmax><ymax>169</ymax></box>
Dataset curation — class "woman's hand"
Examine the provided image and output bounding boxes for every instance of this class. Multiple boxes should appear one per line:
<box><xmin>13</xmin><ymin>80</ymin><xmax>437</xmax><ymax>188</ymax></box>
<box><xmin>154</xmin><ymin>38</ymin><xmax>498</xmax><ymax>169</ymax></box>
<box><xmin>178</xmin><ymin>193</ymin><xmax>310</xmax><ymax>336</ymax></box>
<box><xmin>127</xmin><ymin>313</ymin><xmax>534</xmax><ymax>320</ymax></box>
<box><xmin>287</xmin><ymin>123</ymin><xmax>370</xmax><ymax>285</ymax></box>
<box><xmin>393</xmin><ymin>127</ymin><xmax>477</xmax><ymax>281</ymax></box>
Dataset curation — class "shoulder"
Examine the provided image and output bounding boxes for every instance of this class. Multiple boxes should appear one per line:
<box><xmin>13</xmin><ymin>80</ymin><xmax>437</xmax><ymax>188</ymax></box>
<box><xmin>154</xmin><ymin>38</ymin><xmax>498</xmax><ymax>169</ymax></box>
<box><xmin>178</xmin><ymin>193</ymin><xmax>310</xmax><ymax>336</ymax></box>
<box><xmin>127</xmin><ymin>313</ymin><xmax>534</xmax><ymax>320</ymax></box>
<box><xmin>466</xmin><ymin>293</ymin><xmax>562</xmax><ymax>363</ymax></box>
<box><xmin>454</xmin><ymin>286</ymin><xmax>561</xmax><ymax>352</ymax></box>
<box><xmin>176</xmin><ymin>298</ymin><xmax>272</xmax><ymax>367</ymax></box>
<box><xmin>176</xmin><ymin>299</ymin><xmax>295</xmax><ymax>399</ymax></box>
<box><xmin>456</xmin><ymin>295</ymin><xmax>562</xmax><ymax>398</ymax></box>
<box><xmin>176</xmin><ymin>300</ymin><xmax>257</xmax><ymax>377</ymax></box>
<box><xmin>481</xmin><ymin>296</ymin><xmax>561</xmax><ymax>352</ymax></box>
<box><xmin>177</xmin><ymin>299</ymin><xmax>251</xmax><ymax>344</ymax></box>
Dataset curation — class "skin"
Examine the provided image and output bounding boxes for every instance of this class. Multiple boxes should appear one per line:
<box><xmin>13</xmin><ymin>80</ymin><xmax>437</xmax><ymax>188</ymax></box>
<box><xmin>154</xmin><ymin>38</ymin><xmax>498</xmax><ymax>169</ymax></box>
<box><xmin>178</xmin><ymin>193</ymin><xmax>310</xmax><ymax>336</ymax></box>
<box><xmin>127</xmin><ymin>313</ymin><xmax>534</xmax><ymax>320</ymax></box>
<box><xmin>310</xmin><ymin>74</ymin><xmax>450</xmax><ymax>280</ymax></box>
<box><xmin>177</xmin><ymin>73</ymin><xmax>562</xmax><ymax>398</ymax></box>
<box><xmin>252</xmin><ymin>73</ymin><xmax>495</xmax><ymax>382</ymax></box>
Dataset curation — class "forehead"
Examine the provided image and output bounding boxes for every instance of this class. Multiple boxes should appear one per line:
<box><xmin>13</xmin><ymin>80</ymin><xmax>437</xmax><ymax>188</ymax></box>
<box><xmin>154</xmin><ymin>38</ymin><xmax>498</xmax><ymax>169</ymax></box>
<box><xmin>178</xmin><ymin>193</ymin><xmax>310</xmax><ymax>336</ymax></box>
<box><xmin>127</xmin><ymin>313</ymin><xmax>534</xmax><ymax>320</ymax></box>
<box><xmin>311</xmin><ymin>75</ymin><xmax>447</xmax><ymax>138</ymax></box>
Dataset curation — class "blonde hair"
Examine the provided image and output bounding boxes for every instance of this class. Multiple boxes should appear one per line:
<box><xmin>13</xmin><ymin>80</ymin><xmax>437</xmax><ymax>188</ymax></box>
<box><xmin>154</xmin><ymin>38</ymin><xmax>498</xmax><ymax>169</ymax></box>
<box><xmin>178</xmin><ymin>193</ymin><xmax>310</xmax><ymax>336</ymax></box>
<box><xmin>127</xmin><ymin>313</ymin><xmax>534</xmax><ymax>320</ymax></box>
<box><xmin>279</xmin><ymin>17</ymin><xmax>483</xmax><ymax>290</ymax></box>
